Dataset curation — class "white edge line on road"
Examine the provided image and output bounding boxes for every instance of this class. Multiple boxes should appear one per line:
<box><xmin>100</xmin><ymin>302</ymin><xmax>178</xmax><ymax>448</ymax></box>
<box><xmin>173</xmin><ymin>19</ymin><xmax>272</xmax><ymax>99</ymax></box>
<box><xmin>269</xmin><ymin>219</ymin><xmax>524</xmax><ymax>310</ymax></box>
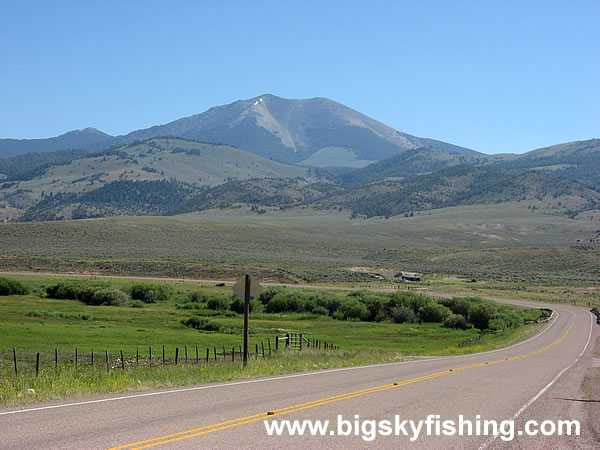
<box><xmin>479</xmin><ymin>311</ymin><xmax>595</xmax><ymax>450</ymax></box>
<box><xmin>0</xmin><ymin>309</ymin><xmax>561</xmax><ymax>417</ymax></box>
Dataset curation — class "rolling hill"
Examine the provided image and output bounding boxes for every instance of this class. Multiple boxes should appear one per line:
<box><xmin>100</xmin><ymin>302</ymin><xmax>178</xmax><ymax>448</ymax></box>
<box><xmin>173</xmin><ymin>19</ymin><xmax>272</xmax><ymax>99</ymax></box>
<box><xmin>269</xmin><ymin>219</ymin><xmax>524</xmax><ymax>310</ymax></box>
<box><xmin>0</xmin><ymin>138</ymin><xmax>312</xmax><ymax>221</ymax></box>
<box><xmin>170</xmin><ymin>164</ymin><xmax>600</xmax><ymax>220</ymax></box>
<box><xmin>2</xmin><ymin>136</ymin><xmax>599</xmax><ymax>222</ymax></box>
<box><xmin>322</xmin><ymin>165</ymin><xmax>600</xmax><ymax>218</ymax></box>
<box><xmin>322</xmin><ymin>139</ymin><xmax>600</xmax><ymax>189</ymax></box>
<box><xmin>329</xmin><ymin>147</ymin><xmax>486</xmax><ymax>185</ymax></box>
<box><xmin>489</xmin><ymin>139</ymin><xmax>600</xmax><ymax>190</ymax></box>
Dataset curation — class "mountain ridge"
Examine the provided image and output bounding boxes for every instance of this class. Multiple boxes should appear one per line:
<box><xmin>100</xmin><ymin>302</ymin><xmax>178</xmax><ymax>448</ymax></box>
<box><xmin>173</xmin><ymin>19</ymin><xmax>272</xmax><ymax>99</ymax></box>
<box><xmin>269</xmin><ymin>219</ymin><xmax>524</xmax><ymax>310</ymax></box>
<box><xmin>0</xmin><ymin>128</ymin><xmax>112</xmax><ymax>158</ymax></box>
<box><xmin>0</xmin><ymin>95</ymin><xmax>477</xmax><ymax>165</ymax></box>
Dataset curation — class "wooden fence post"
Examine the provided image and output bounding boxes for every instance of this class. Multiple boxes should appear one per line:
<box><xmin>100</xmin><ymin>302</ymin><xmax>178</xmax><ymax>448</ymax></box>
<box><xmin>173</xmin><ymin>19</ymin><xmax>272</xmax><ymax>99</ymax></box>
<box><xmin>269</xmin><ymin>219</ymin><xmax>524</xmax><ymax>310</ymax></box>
<box><xmin>299</xmin><ymin>334</ymin><xmax>303</xmax><ymax>350</ymax></box>
<box><xmin>136</xmin><ymin>347</ymin><xmax>139</xmax><ymax>365</ymax></box>
<box><xmin>196</xmin><ymin>345</ymin><xmax>199</xmax><ymax>363</ymax></box>
<box><xmin>268</xmin><ymin>338</ymin><xmax>271</xmax><ymax>356</ymax></box>
<box><xmin>106</xmin><ymin>350</ymin><xmax>109</xmax><ymax>372</ymax></box>
<box><xmin>121</xmin><ymin>350</ymin><xmax>125</xmax><ymax>370</ymax></box>
<box><xmin>149</xmin><ymin>346</ymin><xmax>152</xmax><ymax>365</ymax></box>
<box><xmin>184</xmin><ymin>345</ymin><xmax>188</xmax><ymax>363</ymax></box>
<box><xmin>175</xmin><ymin>348</ymin><xmax>179</xmax><ymax>365</ymax></box>
<box><xmin>55</xmin><ymin>348</ymin><xmax>58</xmax><ymax>368</ymax></box>
<box><xmin>75</xmin><ymin>347</ymin><xmax>78</xmax><ymax>370</ymax></box>
<box><xmin>232</xmin><ymin>347</ymin><xmax>235</xmax><ymax>362</ymax></box>
<box><xmin>163</xmin><ymin>345</ymin><xmax>165</xmax><ymax>365</ymax></box>
<box><xmin>91</xmin><ymin>349</ymin><xmax>94</xmax><ymax>367</ymax></box>
<box><xmin>206</xmin><ymin>347</ymin><xmax>209</xmax><ymax>363</ymax></box>
<box><xmin>275</xmin><ymin>336</ymin><xmax>279</xmax><ymax>351</ymax></box>
<box><xmin>261</xmin><ymin>341</ymin><xmax>265</xmax><ymax>358</ymax></box>
<box><xmin>213</xmin><ymin>346</ymin><xmax>217</xmax><ymax>361</ymax></box>
<box><xmin>255</xmin><ymin>343</ymin><xmax>258</xmax><ymax>359</ymax></box>
<box><xmin>13</xmin><ymin>348</ymin><xmax>17</xmax><ymax>375</ymax></box>
<box><xmin>36</xmin><ymin>353</ymin><xmax>40</xmax><ymax>377</ymax></box>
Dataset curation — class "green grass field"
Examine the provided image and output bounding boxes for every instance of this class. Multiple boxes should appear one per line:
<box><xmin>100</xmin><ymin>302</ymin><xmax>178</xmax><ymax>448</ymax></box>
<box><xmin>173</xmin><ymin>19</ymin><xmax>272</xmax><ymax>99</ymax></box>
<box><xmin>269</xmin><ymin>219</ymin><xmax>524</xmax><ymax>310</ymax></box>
<box><xmin>0</xmin><ymin>275</ymin><xmax>544</xmax><ymax>405</ymax></box>
<box><xmin>1</xmin><ymin>276</ymin><xmax>518</xmax><ymax>356</ymax></box>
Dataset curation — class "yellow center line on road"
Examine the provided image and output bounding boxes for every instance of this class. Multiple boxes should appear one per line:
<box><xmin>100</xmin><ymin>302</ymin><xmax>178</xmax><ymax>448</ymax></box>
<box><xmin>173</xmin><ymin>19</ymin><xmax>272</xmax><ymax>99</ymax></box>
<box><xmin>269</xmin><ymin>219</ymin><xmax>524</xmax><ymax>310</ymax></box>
<box><xmin>110</xmin><ymin>311</ymin><xmax>576</xmax><ymax>449</ymax></box>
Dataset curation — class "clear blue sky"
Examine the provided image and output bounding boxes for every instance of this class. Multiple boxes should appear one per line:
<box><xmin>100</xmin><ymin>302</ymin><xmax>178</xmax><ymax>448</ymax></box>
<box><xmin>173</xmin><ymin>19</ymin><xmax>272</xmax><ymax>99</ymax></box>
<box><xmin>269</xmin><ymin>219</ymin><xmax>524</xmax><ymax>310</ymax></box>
<box><xmin>1</xmin><ymin>0</ymin><xmax>598</xmax><ymax>154</ymax></box>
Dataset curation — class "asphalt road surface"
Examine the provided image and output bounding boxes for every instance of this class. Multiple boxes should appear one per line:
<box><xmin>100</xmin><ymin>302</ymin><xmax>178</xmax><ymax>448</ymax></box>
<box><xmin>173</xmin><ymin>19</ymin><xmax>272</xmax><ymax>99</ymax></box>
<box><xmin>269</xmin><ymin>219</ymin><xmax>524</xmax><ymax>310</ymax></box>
<box><xmin>1</xmin><ymin>301</ymin><xmax>598</xmax><ymax>448</ymax></box>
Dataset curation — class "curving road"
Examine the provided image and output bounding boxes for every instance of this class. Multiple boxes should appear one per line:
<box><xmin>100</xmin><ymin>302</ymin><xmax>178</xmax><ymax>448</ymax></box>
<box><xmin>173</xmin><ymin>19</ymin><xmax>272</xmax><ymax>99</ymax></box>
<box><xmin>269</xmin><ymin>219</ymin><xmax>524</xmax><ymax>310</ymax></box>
<box><xmin>1</xmin><ymin>301</ymin><xmax>598</xmax><ymax>448</ymax></box>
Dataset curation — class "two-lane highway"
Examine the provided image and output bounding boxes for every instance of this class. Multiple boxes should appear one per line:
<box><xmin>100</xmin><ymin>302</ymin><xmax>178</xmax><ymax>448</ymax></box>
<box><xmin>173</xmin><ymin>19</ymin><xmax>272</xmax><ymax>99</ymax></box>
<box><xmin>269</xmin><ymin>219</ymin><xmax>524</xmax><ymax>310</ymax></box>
<box><xmin>1</xmin><ymin>301</ymin><xmax>597</xmax><ymax>448</ymax></box>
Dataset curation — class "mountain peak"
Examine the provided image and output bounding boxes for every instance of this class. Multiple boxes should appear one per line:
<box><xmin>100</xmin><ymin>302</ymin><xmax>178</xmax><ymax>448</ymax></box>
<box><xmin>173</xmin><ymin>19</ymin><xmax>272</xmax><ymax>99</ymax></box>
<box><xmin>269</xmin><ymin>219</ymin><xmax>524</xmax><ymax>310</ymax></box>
<box><xmin>1</xmin><ymin>96</ymin><xmax>477</xmax><ymax>164</ymax></box>
<box><xmin>107</xmin><ymin>95</ymin><xmax>478</xmax><ymax>166</ymax></box>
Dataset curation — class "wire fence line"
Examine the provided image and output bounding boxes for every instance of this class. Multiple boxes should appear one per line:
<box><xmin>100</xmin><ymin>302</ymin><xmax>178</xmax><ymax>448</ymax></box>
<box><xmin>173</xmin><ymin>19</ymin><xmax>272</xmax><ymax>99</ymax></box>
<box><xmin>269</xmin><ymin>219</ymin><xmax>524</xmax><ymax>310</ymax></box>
<box><xmin>1</xmin><ymin>335</ymin><xmax>340</xmax><ymax>376</ymax></box>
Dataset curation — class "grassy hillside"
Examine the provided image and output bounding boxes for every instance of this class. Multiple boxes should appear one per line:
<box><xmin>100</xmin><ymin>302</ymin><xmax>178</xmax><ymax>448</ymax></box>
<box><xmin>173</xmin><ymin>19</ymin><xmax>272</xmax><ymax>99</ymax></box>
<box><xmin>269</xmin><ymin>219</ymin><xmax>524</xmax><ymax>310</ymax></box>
<box><xmin>174</xmin><ymin>165</ymin><xmax>600</xmax><ymax>219</ymax></box>
<box><xmin>0</xmin><ymin>149</ymin><xmax>90</xmax><ymax>181</ymax></box>
<box><xmin>330</xmin><ymin>147</ymin><xmax>482</xmax><ymax>185</ymax></box>
<box><xmin>0</xmin><ymin>138</ymin><xmax>311</xmax><ymax>221</ymax></box>
<box><xmin>326</xmin><ymin>165</ymin><xmax>600</xmax><ymax>218</ymax></box>
<box><xmin>329</xmin><ymin>139</ymin><xmax>600</xmax><ymax>190</ymax></box>
<box><xmin>489</xmin><ymin>139</ymin><xmax>600</xmax><ymax>189</ymax></box>
<box><xmin>2</xmin><ymin>137</ymin><xmax>598</xmax><ymax>223</ymax></box>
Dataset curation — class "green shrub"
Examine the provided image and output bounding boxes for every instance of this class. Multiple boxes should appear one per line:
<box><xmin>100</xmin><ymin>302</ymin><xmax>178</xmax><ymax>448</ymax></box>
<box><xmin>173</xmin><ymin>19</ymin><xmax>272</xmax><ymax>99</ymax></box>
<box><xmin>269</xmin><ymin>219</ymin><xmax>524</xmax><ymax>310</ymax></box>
<box><xmin>390</xmin><ymin>305</ymin><xmax>417</xmax><ymax>324</ymax></box>
<box><xmin>315</xmin><ymin>294</ymin><xmax>343</xmax><ymax>316</ymax></box>
<box><xmin>468</xmin><ymin>303</ymin><xmax>497</xmax><ymax>330</ymax></box>
<box><xmin>229</xmin><ymin>297</ymin><xmax>244</xmax><ymax>313</ymax></box>
<box><xmin>355</xmin><ymin>293</ymin><xmax>387</xmax><ymax>321</ymax></box>
<box><xmin>258</xmin><ymin>288</ymin><xmax>282</xmax><ymax>305</ymax></box>
<box><xmin>45</xmin><ymin>281</ymin><xmax>82</xmax><ymax>299</ymax></box>
<box><xmin>417</xmin><ymin>301</ymin><xmax>451</xmax><ymax>323</ymax></box>
<box><xmin>206</xmin><ymin>296</ymin><xmax>230</xmax><ymax>310</ymax></box>
<box><xmin>187</xmin><ymin>292</ymin><xmax>206</xmax><ymax>303</ymax></box>
<box><xmin>438</xmin><ymin>297</ymin><xmax>472</xmax><ymax>319</ymax></box>
<box><xmin>488</xmin><ymin>311</ymin><xmax>523</xmax><ymax>331</ymax></box>
<box><xmin>0</xmin><ymin>277</ymin><xmax>30</xmax><ymax>296</ymax></box>
<box><xmin>130</xmin><ymin>300</ymin><xmax>145</xmax><ymax>308</ymax></box>
<box><xmin>332</xmin><ymin>310</ymin><xmax>345</xmax><ymax>320</ymax></box>
<box><xmin>76</xmin><ymin>286</ymin><xmax>104</xmax><ymax>304</ymax></box>
<box><xmin>230</xmin><ymin>297</ymin><xmax>261</xmax><ymax>314</ymax></box>
<box><xmin>336</xmin><ymin>299</ymin><xmax>368</xmax><ymax>321</ymax></box>
<box><xmin>443</xmin><ymin>314</ymin><xmax>470</xmax><ymax>329</ymax></box>
<box><xmin>129</xmin><ymin>283</ymin><xmax>173</xmax><ymax>303</ymax></box>
<box><xmin>90</xmin><ymin>288</ymin><xmax>129</xmax><ymax>306</ymax></box>
<box><xmin>250</xmin><ymin>299</ymin><xmax>263</xmax><ymax>313</ymax></box>
<box><xmin>311</xmin><ymin>305</ymin><xmax>329</xmax><ymax>316</ymax></box>
<box><xmin>181</xmin><ymin>316</ymin><xmax>221</xmax><ymax>332</ymax></box>
<box><xmin>386</xmin><ymin>292</ymin><xmax>428</xmax><ymax>316</ymax></box>
<box><xmin>265</xmin><ymin>291</ymin><xmax>315</xmax><ymax>314</ymax></box>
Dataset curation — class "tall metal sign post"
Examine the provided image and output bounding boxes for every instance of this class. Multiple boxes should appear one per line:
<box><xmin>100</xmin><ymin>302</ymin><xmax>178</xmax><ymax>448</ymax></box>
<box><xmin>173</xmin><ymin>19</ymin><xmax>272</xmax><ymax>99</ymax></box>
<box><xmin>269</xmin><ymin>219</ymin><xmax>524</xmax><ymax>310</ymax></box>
<box><xmin>233</xmin><ymin>274</ymin><xmax>262</xmax><ymax>366</ymax></box>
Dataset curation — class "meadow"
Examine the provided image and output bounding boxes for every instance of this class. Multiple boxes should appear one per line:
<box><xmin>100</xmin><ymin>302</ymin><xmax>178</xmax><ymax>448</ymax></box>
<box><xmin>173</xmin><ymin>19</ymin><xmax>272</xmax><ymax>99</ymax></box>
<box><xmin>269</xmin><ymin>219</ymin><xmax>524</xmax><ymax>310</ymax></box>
<box><xmin>0</xmin><ymin>205</ymin><xmax>596</xmax><ymax>405</ymax></box>
<box><xmin>0</xmin><ymin>275</ymin><xmax>544</xmax><ymax>405</ymax></box>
